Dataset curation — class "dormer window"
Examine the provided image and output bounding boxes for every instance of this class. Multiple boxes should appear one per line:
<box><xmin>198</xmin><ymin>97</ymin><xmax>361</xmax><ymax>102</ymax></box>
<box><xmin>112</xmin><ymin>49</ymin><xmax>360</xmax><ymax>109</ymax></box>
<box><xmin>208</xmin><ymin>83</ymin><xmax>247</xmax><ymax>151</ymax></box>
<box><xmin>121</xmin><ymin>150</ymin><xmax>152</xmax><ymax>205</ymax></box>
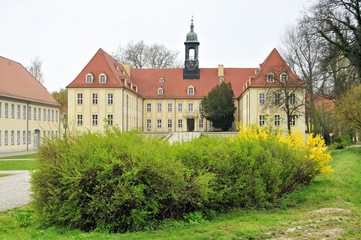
<box><xmin>267</xmin><ymin>73</ymin><xmax>274</xmax><ymax>82</ymax></box>
<box><xmin>99</xmin><ymin>73</ymin><xmax>107</xmax><ymax>83</ymax></box>
<box><xmin>187</xmin><ymin>85</ymin><xmax>195</xmax><ymax>95</ymax></box>
<box><xmin>85</xmin><ymin>73</ymin><xmax>93</xmax><ymax>83</ymax></box>
<box><xmin>280</xmin><ymin>73</ymin><xmax>288</xmax><ymax>82</ymax></box>
<box><xmin>157</xmin><ymin>87</ymin><xmax>164</xmax><ymax>95</ymax></box>
<box><xmin>159</xmin><ymin>77</ymin><xmax>165</xmax><ymax>83</ymax></box>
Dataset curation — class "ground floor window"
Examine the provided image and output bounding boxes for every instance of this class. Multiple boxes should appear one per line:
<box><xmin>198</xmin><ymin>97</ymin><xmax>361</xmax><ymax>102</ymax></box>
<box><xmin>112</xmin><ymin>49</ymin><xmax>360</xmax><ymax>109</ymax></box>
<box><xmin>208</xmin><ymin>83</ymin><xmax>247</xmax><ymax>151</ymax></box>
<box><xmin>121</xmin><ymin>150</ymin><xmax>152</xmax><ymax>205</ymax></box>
<box><xmin>259</xmin><ymin>115</ymin><xmax>265</xmax><ymax>126</ymax></box>
<box><xmin>107</xmin><ymin>114</ymin><xmax>113</xmax><ymax>126</ymax></box>
<box><xmin>199</xmin><ymin>118</ymin><xmax>204</xmax><ymax>128</ymax></box>
<box><xmin>157</xmin><ymin>119</ymin><xmax>162</xmax><ymax>128</ymax></box>
<box><xmin>178</xmin><ymin>119</ymin><xmax>183</xmax><ymax>128</ymax></box>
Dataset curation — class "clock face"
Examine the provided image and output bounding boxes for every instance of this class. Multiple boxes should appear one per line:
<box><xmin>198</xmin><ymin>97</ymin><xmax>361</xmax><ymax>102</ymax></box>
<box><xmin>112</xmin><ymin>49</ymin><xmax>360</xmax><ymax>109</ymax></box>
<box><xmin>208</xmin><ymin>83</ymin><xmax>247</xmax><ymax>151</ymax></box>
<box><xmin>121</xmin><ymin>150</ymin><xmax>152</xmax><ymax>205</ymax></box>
<box><xmin>188</xmin><ymin>62</ymin><xmax>195</xmax><ymax>70</ymax></box>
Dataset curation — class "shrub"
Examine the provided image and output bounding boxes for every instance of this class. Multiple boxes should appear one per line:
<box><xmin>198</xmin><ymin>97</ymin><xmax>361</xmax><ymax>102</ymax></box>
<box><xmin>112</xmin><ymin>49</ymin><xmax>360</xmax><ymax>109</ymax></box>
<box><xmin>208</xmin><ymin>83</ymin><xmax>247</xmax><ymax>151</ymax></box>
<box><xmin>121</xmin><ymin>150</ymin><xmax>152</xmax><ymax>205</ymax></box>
<box><xmin>32</xmin><ymin>125</ymin><xmax>332</xmax><ymax>232</ymax></box>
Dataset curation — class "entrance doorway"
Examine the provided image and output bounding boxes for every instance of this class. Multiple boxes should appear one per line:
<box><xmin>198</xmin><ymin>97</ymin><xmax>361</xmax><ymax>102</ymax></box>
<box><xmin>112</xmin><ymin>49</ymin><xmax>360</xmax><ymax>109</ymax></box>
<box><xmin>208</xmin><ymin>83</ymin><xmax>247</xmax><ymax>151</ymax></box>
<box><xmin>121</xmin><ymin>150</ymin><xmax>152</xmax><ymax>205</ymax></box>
<box><xmin>187</xmin><ymin>118</ymin><xmax>195</xmax><ymax>132</ymax></box>
<box><xmin>34</xmin><ymin>129</ymin><xmax>40</xmax><ymax>148</ymax></box>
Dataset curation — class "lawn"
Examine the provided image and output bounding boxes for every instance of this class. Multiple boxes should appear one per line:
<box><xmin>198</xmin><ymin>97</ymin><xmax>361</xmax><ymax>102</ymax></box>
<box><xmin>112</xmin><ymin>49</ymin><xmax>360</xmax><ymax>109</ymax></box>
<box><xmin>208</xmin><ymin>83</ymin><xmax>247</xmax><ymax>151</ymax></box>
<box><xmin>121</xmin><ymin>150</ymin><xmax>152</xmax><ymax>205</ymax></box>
<box><xmin>0</xmin><ymin>147</ymin><xmax>360</xmax><ymax>239</ymax></box>
<box><xmin>0</xmin><ymin>153</ymin><xmax>38</xmax><ymax>160</ymax></box>
<box><xmin>0</xmin><ymin>160</ymin><xmax>38</xmax><ymax>171</ymax></box>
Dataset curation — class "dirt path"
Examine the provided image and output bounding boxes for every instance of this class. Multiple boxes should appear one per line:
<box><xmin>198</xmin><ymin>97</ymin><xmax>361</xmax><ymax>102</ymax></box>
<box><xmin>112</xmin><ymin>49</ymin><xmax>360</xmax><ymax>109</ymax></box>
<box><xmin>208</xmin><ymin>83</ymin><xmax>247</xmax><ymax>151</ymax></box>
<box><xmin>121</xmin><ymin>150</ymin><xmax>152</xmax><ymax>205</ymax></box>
<box><xmin>0</xmin><ymin>171</ymin><xmax>31</xmax><ymax>212</ymax></box>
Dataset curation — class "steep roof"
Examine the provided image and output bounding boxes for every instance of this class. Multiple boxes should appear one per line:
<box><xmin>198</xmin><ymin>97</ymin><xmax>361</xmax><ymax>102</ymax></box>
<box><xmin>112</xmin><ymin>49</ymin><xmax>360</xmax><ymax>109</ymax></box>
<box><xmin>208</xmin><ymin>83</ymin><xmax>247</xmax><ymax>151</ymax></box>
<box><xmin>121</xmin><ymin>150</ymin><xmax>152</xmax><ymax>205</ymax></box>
<box><xmin>131</xmin><ymin>67</ymin><xmax>256</xmax><ymax>99</ymax></box>
<box><xmin>0</xmin><ymin>56</ymin><xmax>60</xmax><ymax>107</ymax></box>
<box><xmin>250</xmin><ymin>48</ymin><xmax>301</xmax><ymax>88</ymax></box>
<box><xmin>67</xmin><ymin>49</ymin><xmax>138</xmax><ymax>93</ymax></box>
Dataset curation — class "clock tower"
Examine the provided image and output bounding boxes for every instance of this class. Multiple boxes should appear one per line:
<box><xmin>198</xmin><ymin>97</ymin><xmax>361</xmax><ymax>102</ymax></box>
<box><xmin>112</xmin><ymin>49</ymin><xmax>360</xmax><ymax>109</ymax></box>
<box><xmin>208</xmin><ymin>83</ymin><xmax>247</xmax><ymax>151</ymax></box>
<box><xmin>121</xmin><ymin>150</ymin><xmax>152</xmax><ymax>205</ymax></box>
<box><xmin>183</xmin><ymin>19</ymin><xmax>200</xmax><ymax>79</ymax></box>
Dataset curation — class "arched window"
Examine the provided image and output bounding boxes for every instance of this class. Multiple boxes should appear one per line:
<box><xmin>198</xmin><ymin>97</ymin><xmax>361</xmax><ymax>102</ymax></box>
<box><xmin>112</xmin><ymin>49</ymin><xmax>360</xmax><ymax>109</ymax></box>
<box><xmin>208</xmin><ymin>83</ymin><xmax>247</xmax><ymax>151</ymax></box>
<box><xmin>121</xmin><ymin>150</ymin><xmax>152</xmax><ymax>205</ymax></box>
<box><xmin>189</xmin><ymin>48</ymin><xmax>195</xmax><ymax>60</ymax></box>
<box><xmin>280</xmin><ymin>73</ymin><xmax>288</xmax><ymax>82</ymax></box>
<box><xmin>157</xmin><ymin>87</ymin><xmax>164</xmax><ymax>95</ymax></box>
<box><xmin>85</xmin><ymin>73</ymin><xmax>93</xmax><ymax>83</ymax></box>
<box><xmin>159</xmin><ymin>77</ymin><xmax>165</xmax><ymax>83</ymax></box>
<box><xmin>99</xmin><ymin>73</ymin><xmax>107</xmax><ymax>83</ymax></box>
<box><xmin>187</xmin><ymin>85</ymin><xmax>195</xmax><ymax>95</ymax></box>
<box><xmin>267</xmin><ymin>73</ymin><xmax>274</xmax><ymax>82</ymax></box>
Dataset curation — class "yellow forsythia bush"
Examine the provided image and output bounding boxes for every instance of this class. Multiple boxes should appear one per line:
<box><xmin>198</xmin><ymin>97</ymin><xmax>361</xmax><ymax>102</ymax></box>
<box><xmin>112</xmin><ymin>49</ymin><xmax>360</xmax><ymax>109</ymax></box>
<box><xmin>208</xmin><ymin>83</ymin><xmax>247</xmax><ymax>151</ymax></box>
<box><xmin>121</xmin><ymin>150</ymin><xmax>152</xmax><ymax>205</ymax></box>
<box><xmin>238</xmin><ymin>124</ymin><xmax>333</xmax><ymax>175</ymax></box>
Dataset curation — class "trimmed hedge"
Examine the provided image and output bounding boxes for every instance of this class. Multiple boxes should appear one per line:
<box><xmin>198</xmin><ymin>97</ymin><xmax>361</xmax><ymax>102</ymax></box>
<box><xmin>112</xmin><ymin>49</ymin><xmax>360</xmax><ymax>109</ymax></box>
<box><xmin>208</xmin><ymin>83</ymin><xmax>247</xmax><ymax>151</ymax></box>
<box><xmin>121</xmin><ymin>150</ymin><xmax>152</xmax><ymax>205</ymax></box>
<box><xmin>31</xmin><ymin>127</ymin><xmax>330</xmax><ymax>232</ymax></box>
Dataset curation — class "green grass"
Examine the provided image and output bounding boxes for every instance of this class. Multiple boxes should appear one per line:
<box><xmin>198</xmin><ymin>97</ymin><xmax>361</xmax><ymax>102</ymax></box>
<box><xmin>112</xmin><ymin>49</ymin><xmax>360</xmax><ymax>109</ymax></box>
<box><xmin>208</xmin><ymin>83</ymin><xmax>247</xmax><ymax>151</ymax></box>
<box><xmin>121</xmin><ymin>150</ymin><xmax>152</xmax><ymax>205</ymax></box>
<box><xmin>0</xmin><ymin>147</ymin><xmax>360</xmax><ymax>239</ymax></box>
<box><xmin>0</xmin><ymin>160</ymin><xmax>38</xmax><ymax>171</ymax></box>
<box><xmin>0</xmin><ymin>153</ymin><xmax>38</xmax><ymax>160</ymax></box>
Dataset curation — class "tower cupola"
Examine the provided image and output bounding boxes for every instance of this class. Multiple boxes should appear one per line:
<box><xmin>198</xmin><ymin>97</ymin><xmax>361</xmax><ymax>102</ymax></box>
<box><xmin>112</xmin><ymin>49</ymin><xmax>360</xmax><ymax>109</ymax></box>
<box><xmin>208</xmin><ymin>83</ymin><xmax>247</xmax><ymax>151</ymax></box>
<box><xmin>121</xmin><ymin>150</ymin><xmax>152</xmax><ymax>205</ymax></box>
<box><xmin>183</xmin><ymin>19</ymin><xmax>200</xmax><ymax>79</ymax></box>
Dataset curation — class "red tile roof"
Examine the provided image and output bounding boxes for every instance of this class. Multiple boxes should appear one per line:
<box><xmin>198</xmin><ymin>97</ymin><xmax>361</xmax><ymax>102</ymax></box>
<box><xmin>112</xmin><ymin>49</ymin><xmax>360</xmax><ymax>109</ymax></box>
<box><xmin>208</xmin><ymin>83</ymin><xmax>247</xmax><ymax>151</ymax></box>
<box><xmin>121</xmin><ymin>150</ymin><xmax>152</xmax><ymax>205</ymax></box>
<box><xmin>67</xmin><ymin>48</ymin><xmax>302</xmax><ymax>100</ymax></box>
<box><xmin>0</xmin><ymin>56</ymin><xmax>60</xmax><ymax>107</ymax></box>
<box><xmin>67</xmin><ymin>48</ymin><xmax>134</xmax><ymax>90</ymax></box>
<box><xmin>249</xmin><ymin>48</ymin><xmax>303</xmax><ymax>88</ymax></box>
<box><xmin>131</xmin><ymin>67</ymin><xmax>256</xmax><ymax>99</ymax></box>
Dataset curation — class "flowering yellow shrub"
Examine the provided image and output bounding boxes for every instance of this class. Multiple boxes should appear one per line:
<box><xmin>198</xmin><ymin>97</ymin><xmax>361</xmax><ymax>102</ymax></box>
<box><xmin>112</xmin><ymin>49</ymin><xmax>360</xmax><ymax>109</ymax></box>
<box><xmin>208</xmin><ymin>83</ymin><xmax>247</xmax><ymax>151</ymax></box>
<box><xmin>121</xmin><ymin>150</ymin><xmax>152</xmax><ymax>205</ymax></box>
<box><xmin>238</xmin><ymin>124</ymin><xmax>333</xmax><ymax>175</ymax></box>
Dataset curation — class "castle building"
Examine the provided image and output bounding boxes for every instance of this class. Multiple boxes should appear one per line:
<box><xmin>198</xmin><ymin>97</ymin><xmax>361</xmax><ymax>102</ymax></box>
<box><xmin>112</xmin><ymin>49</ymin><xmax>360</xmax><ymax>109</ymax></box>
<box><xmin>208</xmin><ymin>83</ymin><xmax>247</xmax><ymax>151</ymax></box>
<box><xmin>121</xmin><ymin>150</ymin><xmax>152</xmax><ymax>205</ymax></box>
<box><xmin>0</xmin><ymin>56</ymin><xmax>61</xmax><ymax>153</ymax></box>
<box><xmin>67</xmin><ymin>21</ymin><xmax>306</xmax><ymax>134</ymax></box>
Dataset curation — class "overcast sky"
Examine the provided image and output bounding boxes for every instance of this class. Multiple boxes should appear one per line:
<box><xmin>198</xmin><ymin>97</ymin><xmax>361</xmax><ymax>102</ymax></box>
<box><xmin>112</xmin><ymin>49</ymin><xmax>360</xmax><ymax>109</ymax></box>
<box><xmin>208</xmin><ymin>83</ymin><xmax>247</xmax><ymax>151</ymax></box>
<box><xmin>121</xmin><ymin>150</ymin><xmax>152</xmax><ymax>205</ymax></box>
<box><xmin>1</xmin><ymin>0</ymin><xmax>314</xmax><ymax>92</ymax></box>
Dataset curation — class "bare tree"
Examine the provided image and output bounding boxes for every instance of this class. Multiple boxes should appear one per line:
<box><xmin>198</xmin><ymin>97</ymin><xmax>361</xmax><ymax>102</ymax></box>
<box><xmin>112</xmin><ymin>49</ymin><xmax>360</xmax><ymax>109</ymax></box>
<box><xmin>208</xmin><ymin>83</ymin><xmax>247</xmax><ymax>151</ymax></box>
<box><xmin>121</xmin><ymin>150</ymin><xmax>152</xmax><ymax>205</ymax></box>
<box><xmin>281</xmin><ymin>18</ymin><xmax>324</xmax><ymax>133</ymax></box>
<box><xmin>263</xmin><ymin>67</ymin><xmax>306</xmax><ymax>134</ymax></box>
<box><xmin>27</xmin><ymin>57</ymin><xmax>44</xmax><ymax>84</ymax></box>
<box><xmin>112</xmin><ymin>40</ymin><xmax>180</xmax><ymax>69</ymax></box>
<box><xmin>308</xmin><ymin>0</ymin><xmax>361</xmax><ymax>81</ymax></box>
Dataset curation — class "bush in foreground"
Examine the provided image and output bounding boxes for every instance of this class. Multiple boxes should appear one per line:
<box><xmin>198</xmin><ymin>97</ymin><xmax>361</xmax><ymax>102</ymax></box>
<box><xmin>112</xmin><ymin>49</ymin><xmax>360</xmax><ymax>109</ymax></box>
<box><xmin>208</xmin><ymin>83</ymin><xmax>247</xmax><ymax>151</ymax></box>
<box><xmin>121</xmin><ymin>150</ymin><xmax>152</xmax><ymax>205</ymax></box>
<box><xmin>31</xmin><ymin>126</ymin><xmax>332</xmax><ymax>232</ymax></box>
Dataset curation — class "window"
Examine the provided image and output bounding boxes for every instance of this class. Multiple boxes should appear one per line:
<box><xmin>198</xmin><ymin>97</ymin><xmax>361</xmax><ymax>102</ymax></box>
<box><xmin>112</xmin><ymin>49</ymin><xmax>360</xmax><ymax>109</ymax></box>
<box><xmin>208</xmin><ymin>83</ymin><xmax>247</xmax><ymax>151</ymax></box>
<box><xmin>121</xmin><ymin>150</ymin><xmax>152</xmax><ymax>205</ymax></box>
<box><xmin>11</xmin><ymin>131</ymin><xmax>14</xmax><ymax>145</ymax></box>
<box><xmin>259</xmin><ymin>115</ymin><xmax>265</xmax><ymax>126</ymax></box>
<box><xmin>86</xmin><ymin>73</ymin><xmax>93</xmax><ymax>83</ymax></box>
<box><xmin>274</xmin><ymin>93</ymin><xmax>281</xmax><ymax>105</ymax></box>
<box><xmin>5</xmin><ymin>131</ymin><xmax>8</xmax><ymax>145</ymax></box>
<box><xmin>167</xmin><ymin>103</ymin><xmax>172</xmax><ymax>112</ymax></box>
<box><xmin>34</xmin><ymin>107</ymin><xmax>37</xmax><ymax>120</ymax></box>
<box><xmin>28</xmin><ymin>131</ymin><xmax>31</xmax><ymax>144</ymax></box>
<box><xmin>99</xmin><ymin>73</ymin><xmax>107</xmax><ymax>83</ymax></box>
<box><xmin>23</xmin><ymin>131</ymin><xmax>26</xmax><ymax>144</ymax></box>
<box><xmin>28</xmin><ymin>106</ymin><xmax>31</xmax><ymax>120</ymax></box>
<box><xmin>259</xmin><ymin>93</ymin><xmax>265</xmax><ymax>105</ymax></box>
<box><xmin>5</xmin><ymin>103</ymin><xmax>8</xmax><ymax>118</ymax></box>
<box><xmin>157</xmin><ymin>119</ymin><xmax>162</xmax><ymax>128</ymax></box>
<box><xmin>280</xmin><ymin>73</ymin><xmax>288</xmax><ymax>82</ymax></box>
<box><xmin>0</xmin><ymin>102</ymin><xmax>2</xmax><ymax>118</ymax></box>
<box><xmin>146</xmin><ymin>119</ymin><xmax>151</xmax><ymax>130</ymax></box>
<box><xmin>43</xmin><ymin>109</ymin><xmax>46</xmax><ymax>121</ymax></box>
<box><xmin>199</xmin><ymin>103</ymin><xmax>203</xmax><ymax>112</ymax></box>
<box><xmin>77</xmin><ymin>114</ymin><xmax>83</xmax><ymax>126</ymax></box>
<box><xmin>48</xmin><ymin>109</ymin><xmax>50</xmax><ymax>121</ymax></box>
<box><xmin>92</xmin><ymin>93</ymin><xmax>98</xmax><ymax>105</ymax></box>
<box><xmin>147</xmin><ymin>103</ymin><xmax>152</xmax><ymax>112</ymax></box>
<box><xmin>107</xmin><ymin>114</ymin><xmax>113</xmax><ymax>126</ymax></box>
<box><xmin>157</xmin><ymin>88</ymin><xmax>164</xmax><ymax>95</ymax></box>
<box><xmin>38</xmin><ymin>108</ymin><xmax>41</xmax><ymax>120</ymax></box>
<box><xmin>167</xmin><ymin>119</ymin><xmax>172</xmax><ymax>129</ymax></box>
<box><xmin>17</xmin><ymin>131</ymin><xmax>20</xmax><ymax>145</ymax></box>
<box><xmin>267</xmin><ymin>73</ymin><xmax>274</xmax><ymax>82</ymax></box>
<box><xmin>199</xmin><ymin>118</ymin><xmax>204</xmax><ymax>128</ymax></box>
<box><xmin>178</xmin><ymin>103</ymin><xmax>183</xmax><ymax>112</ymax></box>
<box><xmin>187</xmin><ymin>85</ymin><xmax>194</xmax><ymax>95</ymax></box>
<box><xmin>11</xmin><ymin>104</ymin><xmax>14</xmax><ymax>119</ymax></box>
<box><xmin>159</xmin><ymin>77</ymin><xmax>165</xmax><ymax>83</ymax></box>
<box><xmin>56</xmin><ymin>110</ymin><xmax>58</xmax><ymax>122</ymax></box>
<box><xmin>108</xmin><ymin>93</ymin><xmax>113</xmax><ymax>105</ymax></box>
<box><xmin>188</xmin><ymin>103</ymin><xmax>194</xmax><ymax>112</ymax></box>
<box><xmin>289</xmin><ymin>93</ymin><xmax>296</xmax><ymax>105</ymax></box>
<box><xmin>77</xmin><ymin>93</ymin><xmax>83</xmax><ymax>104</ymax></box>
<box><xmin>92</xmin><ymin>114</ymin><xmax>98</xmax><ymax>126</ymax></box>
<box><xmin>157</xmin><ymin>103</ymin><xmax>162</xmax><ymax>112</ymax></box>
<box><xmin>290</xmin><ymin>115</ymin><xmax>296</xmax><ymax>126</ymax></box>
<box><xmin>17</xmin><ymin>105</ymin><xmax>20</xmax><ymax>119</ymax></box>
<box><xmin>178</xmin><ymin>119</ymin><xmax>183</xmax><ymax>128</ymax></box>
<box><xmin>23</xmin><ymin>106</ymin><xmax>26</xmax><ymax>119</ymax></box>
<box><xmin>274</xmin><ymin>115</ymin><xmax>280</xmax><ymax>126</ymax></box>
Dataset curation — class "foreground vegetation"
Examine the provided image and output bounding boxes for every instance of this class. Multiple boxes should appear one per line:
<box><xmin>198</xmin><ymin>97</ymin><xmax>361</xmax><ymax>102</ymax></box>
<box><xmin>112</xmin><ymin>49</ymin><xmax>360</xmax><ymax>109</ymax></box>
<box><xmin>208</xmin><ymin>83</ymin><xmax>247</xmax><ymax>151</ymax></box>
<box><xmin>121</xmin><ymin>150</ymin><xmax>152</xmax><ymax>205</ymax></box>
<box><xmin>0</xmin><ymin>147</ymin><xmax>359</xmax><ymax>239</ymax></box>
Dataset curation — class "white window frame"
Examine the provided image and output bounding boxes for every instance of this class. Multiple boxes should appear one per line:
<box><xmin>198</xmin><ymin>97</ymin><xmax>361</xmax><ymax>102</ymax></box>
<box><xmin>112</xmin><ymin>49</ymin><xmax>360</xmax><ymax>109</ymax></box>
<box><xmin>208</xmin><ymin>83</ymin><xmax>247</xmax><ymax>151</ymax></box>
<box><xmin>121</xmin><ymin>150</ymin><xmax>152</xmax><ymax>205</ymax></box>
<box><xmin>86</xmin><ymin>73</ymin><xmax>93</xmax><ymax>83</ymax></box>
<box><xmin>167</xmin><ymin>103</ymin><xmax>172</xmax><ymax>112</ymax></box>
<box><xmin>108</xmin><ymin>93</ymin><xmax>113</xmax><ymax>105</ymax></box>
<box><xmin>178</xmin><ymin>119</ymin><xmax>183</xmax><ymax>128</ymax></box>
<box><xmin>280</xmin><ymin>73</ymin><xmax>288</xmax><ymax>82</ymax></box>
<box><xmin>178</xmin><ymin>103</ymin><xmax>183</xmax><ymax>112</ymax></box>
<box><xmin>146</xmin><ymin>119</ymin><xmax>151</xmax><ymax>130</ymax></box>
<box><xmin>259</xmin><ymin>93</ymin><xmax>265</xmax><ymax>105</ymax></box>
<box><xmin>290</xmin><ymin>115</ymin><xmax>296</xmax><ymax>126</ymax></box>
<box><xmin>147</xmin><ymin>103</ymin><xmax>152</xmax><ymax>112</ymax></box>
<box><xmin>290</xmin><ymin>93</ymin><xmax>296</xmax><ymax>105</ymax></box>
<box><xmin>259</xmin><ymin>115</ymin><xmax>265</xmax><ymax>126</ymax></box>
<box><xmin>199</xmin><ymin>118</ymin><xmax>204</xmax><ymax>128</ymax></box>
<box><xmin>99</xmin><ymin>73</ymin><xmax>107</xmax><ymax>83</ymax></box>
<box><xmin>157</xmin><ymin>87</ymin><xmax>164</xmax><ymax>95</ymax></box>
<box><xmin>107</xmin><ymin>114</ymin><xmax>113</xmax><ymax>126</ymax></box>
<box><xmin>274</xmin><ymin>115</ymin><xmax>280</xmax><ymax>126</ymax></box>
<box><xmin>92</xmin><ymin>114</ymin><xmax>98</xmax><ymax>126</ymax></box>
<box><xmin>267</xmin><ymin>73</ymin><xmax>274</xmax><ymax>82</ymax></box>
<box><xmin>157</xmin><ymin>119</ymin><xmax>162</xmax><ymax>128</ymax></box>
<box><xmin>77</xmin><ymin>93</ymin><xmax>83</xmax><ymax>105</ymax></box>
<box><xmin>187</xmin><ymin>85</ymin><xmax>195</xmax><ymax>95</ymax></box>
<box><xmin>188</xmin><ymin>103</ymin><xmax>194</xmax><ymax>112</ymax></box>
<box><xmin>157</xmin><ymin>103</ymin><xmax>162</xmax><ymax>112</ymax></box>
<box><xmin>92</xmin><ymin>93</ymin><xmax>98</xmax><ymax>105</ymax></box>
<box><xmin>77</xmin><ymin>114</ymin><xmax>83</xmax><ymax>126</ymax></box>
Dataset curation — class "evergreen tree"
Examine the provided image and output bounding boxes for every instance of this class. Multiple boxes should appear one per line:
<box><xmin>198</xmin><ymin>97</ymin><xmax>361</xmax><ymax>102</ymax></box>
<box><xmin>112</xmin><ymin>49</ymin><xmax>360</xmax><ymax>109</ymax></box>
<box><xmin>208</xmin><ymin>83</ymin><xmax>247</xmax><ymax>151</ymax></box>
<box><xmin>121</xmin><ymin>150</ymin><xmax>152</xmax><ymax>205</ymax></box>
<box><xmin>201</xmin><ymin>82</ymin><xmax>236</xmax><ymax>131</ymax></box>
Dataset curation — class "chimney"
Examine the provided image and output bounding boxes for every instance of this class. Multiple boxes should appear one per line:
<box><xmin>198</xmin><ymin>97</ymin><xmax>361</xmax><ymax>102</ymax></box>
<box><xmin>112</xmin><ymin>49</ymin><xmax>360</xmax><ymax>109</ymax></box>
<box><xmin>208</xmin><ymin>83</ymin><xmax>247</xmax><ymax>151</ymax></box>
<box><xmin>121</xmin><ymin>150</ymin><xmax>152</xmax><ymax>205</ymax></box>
<box><xmin>218</xmin><ymin>64</ymin><xmax>224</xmax><ymax>77</ymax></box>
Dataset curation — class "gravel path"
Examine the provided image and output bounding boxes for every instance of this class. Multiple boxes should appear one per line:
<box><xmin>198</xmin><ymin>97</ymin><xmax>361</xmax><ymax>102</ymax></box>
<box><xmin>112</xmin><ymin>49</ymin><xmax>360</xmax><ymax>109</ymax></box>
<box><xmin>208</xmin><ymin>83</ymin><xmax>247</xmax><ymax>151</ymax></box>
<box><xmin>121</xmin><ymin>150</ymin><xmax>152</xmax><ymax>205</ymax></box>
<box><xmin>0</xmin><ymin>171</ymin><xmax>31</xmax><ymax>212</ymax></box>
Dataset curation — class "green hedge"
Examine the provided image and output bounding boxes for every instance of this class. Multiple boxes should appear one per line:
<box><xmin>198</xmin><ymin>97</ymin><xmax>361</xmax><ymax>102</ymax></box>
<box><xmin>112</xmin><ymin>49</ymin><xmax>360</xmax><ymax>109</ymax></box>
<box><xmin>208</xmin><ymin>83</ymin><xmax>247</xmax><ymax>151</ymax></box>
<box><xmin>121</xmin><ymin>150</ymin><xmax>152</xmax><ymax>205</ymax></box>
<box><xmin>31</xmin><ymin>128</ymin><xmax>319</xmax><ymax>232</ymax></box>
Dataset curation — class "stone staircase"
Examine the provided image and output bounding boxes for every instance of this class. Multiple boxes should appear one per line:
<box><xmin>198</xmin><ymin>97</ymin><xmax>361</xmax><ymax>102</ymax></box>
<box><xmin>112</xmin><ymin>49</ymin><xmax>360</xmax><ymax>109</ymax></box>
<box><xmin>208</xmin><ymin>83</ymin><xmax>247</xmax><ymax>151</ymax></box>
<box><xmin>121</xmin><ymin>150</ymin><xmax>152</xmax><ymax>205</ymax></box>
<box><xmin>167</xmin><ymin>132</ymin><xmax>201</xmax><ymax>144</ymax></box>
